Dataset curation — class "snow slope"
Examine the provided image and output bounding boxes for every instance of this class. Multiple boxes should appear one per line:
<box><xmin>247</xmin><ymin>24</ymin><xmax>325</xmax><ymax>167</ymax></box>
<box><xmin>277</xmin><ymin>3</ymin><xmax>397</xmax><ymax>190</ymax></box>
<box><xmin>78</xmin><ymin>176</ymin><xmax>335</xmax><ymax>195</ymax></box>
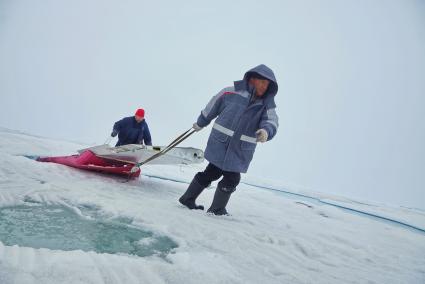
<box><xmin>0</xmin><ymin>128</ymin><xmax>424</xmax><ymax>284</ymax></box>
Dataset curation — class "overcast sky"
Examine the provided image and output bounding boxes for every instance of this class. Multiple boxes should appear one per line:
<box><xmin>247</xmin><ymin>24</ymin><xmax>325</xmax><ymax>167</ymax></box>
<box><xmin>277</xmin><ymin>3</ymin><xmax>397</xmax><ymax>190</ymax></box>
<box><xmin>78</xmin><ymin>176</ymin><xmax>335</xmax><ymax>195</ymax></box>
<box><xmin>1</xmin><ymin>0</ymin><xmax>424</xmax><ymax>209</ymax></box>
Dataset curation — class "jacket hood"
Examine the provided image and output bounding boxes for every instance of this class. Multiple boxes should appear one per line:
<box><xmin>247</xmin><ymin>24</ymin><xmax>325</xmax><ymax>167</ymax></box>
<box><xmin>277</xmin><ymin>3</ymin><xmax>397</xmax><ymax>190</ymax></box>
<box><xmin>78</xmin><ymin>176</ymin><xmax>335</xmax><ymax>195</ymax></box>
<box><xmin>237</xmin><ymin>64</ymin><xmax>278</xmax><ymax>98</ymax></box>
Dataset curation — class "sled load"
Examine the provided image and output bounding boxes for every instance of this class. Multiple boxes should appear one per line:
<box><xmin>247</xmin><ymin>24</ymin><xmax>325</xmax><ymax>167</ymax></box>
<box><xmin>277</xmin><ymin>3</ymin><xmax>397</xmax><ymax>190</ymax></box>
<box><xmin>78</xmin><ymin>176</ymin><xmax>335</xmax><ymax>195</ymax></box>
<box><xmin>37</xmin><ymin>144</ymin><xmax>204</xmax><ymax>179</ymax></box>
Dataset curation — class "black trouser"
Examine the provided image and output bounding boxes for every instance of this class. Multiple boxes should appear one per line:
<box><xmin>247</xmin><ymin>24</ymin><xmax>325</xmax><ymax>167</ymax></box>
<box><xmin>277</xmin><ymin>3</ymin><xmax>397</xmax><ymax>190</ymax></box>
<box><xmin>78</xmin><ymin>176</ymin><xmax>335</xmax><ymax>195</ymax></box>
<box><xmin>195</xmin><ymin>163</ymin><xmax>241</xmax><ymax>189</ymax></box>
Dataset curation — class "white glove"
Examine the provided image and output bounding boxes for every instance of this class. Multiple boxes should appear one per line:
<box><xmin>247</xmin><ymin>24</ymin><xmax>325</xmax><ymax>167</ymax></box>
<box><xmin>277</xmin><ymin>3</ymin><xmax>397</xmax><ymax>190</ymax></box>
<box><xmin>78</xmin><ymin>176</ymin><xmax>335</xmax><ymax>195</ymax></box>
<box><xmin>255</xmin><ymin>129</ymin><xmax>268</xmax><ymax>143</ymax></box>
<box><xmin>192</xmin><ymin>123</ymin><xmax>203</xmax><ymax>132</ymax></box>
<box><xmin>130</xmin><ymin>166</ymin><xmax>140</xmax><ymax>173</ymax></box>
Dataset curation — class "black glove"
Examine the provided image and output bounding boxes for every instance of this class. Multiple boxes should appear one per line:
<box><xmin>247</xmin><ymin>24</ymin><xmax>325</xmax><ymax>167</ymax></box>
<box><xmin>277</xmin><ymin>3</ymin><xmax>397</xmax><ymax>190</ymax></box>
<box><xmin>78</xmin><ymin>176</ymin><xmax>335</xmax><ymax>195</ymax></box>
<box><xmin>111</xmin><ymin>129</ymin><xmax>118</xmax><ymax>137</ymax></box>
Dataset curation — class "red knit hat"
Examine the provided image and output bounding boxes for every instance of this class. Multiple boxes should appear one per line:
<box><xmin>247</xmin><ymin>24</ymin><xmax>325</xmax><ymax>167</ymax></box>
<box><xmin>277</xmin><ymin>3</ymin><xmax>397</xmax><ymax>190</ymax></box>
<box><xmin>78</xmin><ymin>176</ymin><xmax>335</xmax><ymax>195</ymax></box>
<box><xmin>135</xmin><ymin>108</ymin><xmax>145</xmax><ymax>118</ymax></box>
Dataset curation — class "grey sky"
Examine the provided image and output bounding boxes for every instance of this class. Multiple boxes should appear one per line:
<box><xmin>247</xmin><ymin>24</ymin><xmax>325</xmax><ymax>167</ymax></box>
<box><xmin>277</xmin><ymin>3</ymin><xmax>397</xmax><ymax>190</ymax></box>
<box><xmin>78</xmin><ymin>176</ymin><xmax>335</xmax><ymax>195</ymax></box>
<box><xmin>1</xmin><ymin>0</ymin><xmax>424</xmax><ymax>209</ymax></box>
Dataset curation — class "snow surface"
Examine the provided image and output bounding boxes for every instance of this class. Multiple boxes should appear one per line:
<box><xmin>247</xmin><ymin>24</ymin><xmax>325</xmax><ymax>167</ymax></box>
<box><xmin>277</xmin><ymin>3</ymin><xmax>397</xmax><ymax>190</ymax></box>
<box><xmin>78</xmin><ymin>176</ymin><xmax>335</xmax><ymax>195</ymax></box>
<box><xmin>0</xmin><ymin>127</ymin><xmax>424</xmax><ymax>284</ymax></box>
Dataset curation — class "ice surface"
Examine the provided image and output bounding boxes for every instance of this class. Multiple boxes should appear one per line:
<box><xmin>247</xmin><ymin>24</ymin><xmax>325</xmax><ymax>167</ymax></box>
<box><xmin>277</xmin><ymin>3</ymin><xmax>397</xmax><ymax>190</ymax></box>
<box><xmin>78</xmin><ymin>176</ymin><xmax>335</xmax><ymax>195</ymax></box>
<box><xmin>0</xmin><ymin>128</ymin><xmax>424</xmax><ymax>284</ymax></box>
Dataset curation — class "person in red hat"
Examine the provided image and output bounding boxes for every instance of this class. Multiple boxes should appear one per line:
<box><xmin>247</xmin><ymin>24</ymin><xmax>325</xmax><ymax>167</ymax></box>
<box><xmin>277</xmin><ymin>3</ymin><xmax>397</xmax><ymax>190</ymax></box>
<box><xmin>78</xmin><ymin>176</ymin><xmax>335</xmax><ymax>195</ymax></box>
<box><xmin>111</xmin><ymin>108</ymin><xmax>152</xmax><ymax>146</ymax></box>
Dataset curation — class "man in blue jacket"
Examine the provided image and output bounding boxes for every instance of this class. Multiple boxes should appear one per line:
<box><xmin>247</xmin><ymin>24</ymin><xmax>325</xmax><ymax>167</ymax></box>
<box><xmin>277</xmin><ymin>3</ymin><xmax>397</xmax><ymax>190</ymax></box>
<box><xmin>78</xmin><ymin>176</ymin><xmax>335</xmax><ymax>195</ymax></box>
<box><xmin>179</xmin><ymin>64</ymin><xmax>279</xmax><ymax>215</ymax></box>
<box><xmin>111</xmin><ymin>108</ymin><xmax>152</xmax><ymax>147</ymax></box>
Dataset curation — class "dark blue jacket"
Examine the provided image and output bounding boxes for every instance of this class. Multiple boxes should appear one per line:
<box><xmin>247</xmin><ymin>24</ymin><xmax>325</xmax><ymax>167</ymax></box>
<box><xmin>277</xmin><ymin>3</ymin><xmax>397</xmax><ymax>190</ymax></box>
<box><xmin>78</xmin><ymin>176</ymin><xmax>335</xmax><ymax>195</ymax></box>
<box><xmin>113</xmin><ymin>116</ymin><xmax>152</xmax><ymax>147</ymax></box>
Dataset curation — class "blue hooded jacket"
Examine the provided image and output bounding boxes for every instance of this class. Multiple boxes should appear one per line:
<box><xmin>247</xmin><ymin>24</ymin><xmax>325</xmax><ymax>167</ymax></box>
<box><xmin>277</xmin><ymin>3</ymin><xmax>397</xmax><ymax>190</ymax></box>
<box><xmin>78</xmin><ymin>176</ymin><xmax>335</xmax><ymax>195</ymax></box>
<box><xmin>196</xmin><ymin>64</ymin><xmax>279</xmax><ymax>173</ymax></box>
<box><xmin>113</xmin><ymin>116</ymin><xmax>152</xmax><ymax>147</ymax></box>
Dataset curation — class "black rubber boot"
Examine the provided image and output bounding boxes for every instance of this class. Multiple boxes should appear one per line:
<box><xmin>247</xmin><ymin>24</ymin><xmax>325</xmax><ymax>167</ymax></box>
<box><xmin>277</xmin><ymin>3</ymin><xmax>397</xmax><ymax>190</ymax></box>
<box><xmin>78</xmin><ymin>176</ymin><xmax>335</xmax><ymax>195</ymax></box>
<box><xmin>207</xmin><ymin>185</ymin><xmax>235</xmax><ymax>215</ymax></box>
<box><xmin>179</xmin><ymin>178</ymin><xmax>206</xmax><ymax>210</ymax></box>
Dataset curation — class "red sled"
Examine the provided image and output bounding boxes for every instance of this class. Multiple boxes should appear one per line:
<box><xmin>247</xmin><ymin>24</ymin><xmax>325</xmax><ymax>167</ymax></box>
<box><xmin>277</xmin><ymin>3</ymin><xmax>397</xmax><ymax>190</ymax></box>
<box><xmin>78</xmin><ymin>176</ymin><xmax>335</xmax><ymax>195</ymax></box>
<box><xmin>36</xmin><ymin>144</ymin><xmax>204</xmax><ymax>179</ymax></box>
<box><xmin>37</xmin><ymin>150</ymin><xmax>141</xmax><ymax>178</ymax></box>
